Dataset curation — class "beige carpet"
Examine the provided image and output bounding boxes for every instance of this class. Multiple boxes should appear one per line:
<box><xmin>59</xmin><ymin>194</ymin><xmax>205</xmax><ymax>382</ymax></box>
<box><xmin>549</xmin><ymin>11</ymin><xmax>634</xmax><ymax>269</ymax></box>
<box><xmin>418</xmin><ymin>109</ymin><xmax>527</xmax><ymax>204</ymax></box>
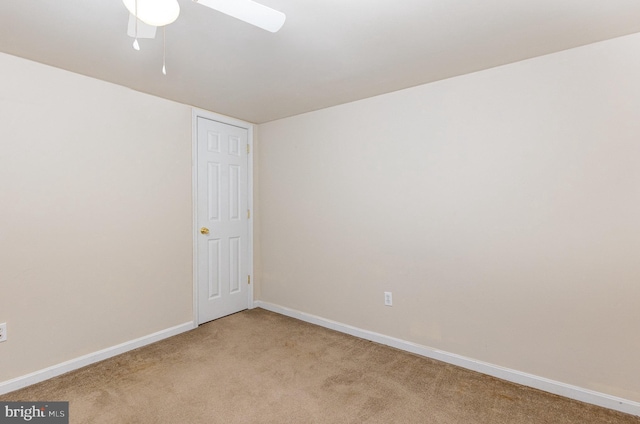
<box><xmin>2</xmin><ymin>308</ymin><xmax>638</xmax><ymax>424</ymax></box>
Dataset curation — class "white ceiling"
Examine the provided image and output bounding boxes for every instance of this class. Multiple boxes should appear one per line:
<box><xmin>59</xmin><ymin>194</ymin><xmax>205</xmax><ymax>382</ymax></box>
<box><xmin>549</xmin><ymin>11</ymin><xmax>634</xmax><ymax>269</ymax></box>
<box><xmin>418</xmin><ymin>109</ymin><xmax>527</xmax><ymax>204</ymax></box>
<box><xmin>2</xmin><ymin>0</ymin><xmax>640</xmax><ymax>124</ymax></box>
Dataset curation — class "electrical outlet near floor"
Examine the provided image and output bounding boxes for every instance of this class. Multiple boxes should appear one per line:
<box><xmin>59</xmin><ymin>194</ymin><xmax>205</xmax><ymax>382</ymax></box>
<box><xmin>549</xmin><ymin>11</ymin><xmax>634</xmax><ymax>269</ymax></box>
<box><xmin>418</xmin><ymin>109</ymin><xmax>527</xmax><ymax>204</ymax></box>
<box><xmin>0</xmin><ymin>323</ymin><xmax>6</xmax><ymax>342</ymax></box>
<box><xmin>384</xmin><ymin>292</ymin><xmax>393</xmax><ymax>306</ymax></box>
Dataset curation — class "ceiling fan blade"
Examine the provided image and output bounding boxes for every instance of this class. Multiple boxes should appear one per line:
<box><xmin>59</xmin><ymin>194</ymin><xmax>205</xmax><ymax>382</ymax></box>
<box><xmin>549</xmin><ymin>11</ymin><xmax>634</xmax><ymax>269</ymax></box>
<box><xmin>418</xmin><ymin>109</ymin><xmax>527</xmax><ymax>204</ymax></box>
<box><xmin>194</xmin><ymin>0</ymin><xmax>286</xmax><ymax>33</ymax></box>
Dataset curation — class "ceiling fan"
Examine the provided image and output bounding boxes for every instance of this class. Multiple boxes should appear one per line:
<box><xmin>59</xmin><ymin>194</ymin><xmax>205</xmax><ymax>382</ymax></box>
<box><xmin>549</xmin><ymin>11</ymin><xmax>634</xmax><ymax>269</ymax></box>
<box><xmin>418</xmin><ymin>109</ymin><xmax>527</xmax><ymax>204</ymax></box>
<box><xmin>123</xmin><ymin>0</ymin><xmax>286</xmax><ymax>32</ymax></box>
<box><xmin>122</xmin><ymin>0</ymin><xmax>286</xmax><ymax>72</ymax></box>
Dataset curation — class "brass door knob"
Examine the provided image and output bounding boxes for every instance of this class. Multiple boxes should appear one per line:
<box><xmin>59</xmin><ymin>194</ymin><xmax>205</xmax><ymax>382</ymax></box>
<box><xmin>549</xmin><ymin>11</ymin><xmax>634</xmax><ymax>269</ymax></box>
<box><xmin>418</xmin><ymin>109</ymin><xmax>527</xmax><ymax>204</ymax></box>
<box><xmin>200</xmin><ymin>227</ymin><xmax>210</xmax><ymax>235</ymax></box>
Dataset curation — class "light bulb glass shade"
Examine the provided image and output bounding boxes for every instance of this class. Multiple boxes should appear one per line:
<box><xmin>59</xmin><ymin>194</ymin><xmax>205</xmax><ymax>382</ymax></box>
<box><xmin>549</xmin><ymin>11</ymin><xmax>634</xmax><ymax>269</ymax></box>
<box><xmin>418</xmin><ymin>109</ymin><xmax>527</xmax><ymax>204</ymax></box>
<box><xmin>122</xmin><ymin>0</ymin><xmax>180</xmax><ymax>27</ymax></box>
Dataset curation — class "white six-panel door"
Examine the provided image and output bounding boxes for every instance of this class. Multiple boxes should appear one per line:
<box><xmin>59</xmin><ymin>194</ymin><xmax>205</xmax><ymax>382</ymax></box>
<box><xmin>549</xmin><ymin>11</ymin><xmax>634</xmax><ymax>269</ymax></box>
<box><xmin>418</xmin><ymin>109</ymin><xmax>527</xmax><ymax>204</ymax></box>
<box><xmin>197</xmin><ymin>117</ymin><xmax>249</xmax><ymax>324</ymax></box>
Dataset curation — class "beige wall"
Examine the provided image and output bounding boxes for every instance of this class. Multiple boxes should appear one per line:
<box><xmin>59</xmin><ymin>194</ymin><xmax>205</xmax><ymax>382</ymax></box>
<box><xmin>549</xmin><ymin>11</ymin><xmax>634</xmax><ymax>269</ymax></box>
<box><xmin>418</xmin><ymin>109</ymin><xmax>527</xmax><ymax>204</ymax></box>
<box><xmin>0</xmin><ymin>53</ymin><xmax>193</xmax><ymax>382</ymax></box>
<box><xmin>252</xmin><ymin>126</ymin><xmax>263</xmax><ymax>301</ymax></box>
<box><xmin>256</xmin><ymin>33</ymin><xmax>640</xmax><ymax>402</ymax></box>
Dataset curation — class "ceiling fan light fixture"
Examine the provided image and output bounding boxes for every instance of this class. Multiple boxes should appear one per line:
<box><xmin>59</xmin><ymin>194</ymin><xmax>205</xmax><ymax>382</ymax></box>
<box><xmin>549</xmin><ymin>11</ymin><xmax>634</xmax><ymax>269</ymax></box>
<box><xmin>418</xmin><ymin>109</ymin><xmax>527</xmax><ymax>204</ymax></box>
<box><xmin>122</xmin><ymin>0</ymin><xmax>180</xmax><ymax>27</ymax></box>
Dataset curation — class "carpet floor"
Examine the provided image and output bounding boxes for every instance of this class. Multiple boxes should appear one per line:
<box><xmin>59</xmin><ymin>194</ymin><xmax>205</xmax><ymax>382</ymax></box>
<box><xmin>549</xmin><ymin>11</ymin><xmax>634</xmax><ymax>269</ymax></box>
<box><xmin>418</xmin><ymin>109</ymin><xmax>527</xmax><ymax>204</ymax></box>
<box><xmin>2</xmin><ymin>308</ymin><xmax>639</xmax><ymax>423</ymax></box>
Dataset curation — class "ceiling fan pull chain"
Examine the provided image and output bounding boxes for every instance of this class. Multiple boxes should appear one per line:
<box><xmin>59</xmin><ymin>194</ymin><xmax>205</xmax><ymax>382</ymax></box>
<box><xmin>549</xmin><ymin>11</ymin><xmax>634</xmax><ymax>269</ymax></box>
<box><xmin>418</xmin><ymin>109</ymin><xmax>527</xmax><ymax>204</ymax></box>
<box><xmin>133</xmin><ymin>0</ymin><xmax>141</xmax><ymax>50</ymax></box>
<box><xmin>162</xmin><ymin>26</ymin><xmax>167</xmax><ymax>75</ymax></box>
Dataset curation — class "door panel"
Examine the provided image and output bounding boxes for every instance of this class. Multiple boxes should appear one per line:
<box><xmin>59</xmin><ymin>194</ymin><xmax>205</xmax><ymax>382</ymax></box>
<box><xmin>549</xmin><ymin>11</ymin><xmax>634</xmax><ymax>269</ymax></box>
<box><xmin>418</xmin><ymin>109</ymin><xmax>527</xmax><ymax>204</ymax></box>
<box><xmin>197</xmin><ymin>117</ymin><xmax>249</xmax><ymax>324</ymax></box>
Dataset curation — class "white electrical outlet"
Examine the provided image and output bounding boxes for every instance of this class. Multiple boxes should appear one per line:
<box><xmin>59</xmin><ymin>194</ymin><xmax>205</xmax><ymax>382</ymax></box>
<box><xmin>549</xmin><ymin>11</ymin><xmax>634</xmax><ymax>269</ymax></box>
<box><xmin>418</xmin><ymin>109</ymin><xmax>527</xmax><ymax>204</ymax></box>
<box><xmin>384</xmin><ymin>292</ymin><xmax>393</xmax><ymax>306</ymax></box>
<box><xmin>0</xmin><ymin>323</ymin><xmax>6</xmax><ymax>342</ymax></box>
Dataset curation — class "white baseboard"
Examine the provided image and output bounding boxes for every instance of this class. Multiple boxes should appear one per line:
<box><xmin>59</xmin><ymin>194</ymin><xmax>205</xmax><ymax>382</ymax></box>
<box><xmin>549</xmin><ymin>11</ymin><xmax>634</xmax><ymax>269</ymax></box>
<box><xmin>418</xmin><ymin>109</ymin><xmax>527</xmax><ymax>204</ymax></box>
<box><xmin>254</xmin><ymin>300</ymin><xmax>640</xmax><ymax>417</ymax></box>
<box><xmin>0</xmin><ymin>321</ymin><xmax>195</xmax><ymax>396</ymax></box>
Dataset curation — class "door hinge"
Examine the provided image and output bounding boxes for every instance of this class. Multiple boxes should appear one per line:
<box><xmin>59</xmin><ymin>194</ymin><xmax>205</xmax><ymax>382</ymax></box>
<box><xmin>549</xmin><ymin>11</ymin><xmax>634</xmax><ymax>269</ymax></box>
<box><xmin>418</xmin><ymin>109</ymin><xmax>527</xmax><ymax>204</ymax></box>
<box><xmin>247</xmin><ymin>144</ymin><xmax>250</xmax><ymax>154</ymax></box>
<box><xmin>247</xmin><ymin>209</ymin><xmax>251</xmax><ymax>219</ymax></box>
<box><xmin>248</xmin><ymin>275</ymin><xmax>251</xmax><ymax>285</ymax></box>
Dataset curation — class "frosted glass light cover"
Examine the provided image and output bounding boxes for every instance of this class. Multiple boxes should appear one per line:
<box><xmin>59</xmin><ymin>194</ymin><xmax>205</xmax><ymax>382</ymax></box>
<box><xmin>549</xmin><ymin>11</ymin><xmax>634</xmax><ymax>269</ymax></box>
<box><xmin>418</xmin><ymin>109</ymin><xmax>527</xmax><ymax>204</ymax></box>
<box><xmin>122</xmin><ymin>0</ymin><xmax>180</xmax><ymax>27</ymax></box>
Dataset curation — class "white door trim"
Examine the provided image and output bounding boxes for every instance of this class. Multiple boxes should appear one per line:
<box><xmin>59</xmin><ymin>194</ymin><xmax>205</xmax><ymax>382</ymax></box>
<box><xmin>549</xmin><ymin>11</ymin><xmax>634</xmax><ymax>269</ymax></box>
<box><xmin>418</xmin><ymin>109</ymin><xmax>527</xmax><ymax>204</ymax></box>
<box><xmin>192</xmin><ymin>108</ymin><xmax>254</xmax><ymax>325</ymax></box>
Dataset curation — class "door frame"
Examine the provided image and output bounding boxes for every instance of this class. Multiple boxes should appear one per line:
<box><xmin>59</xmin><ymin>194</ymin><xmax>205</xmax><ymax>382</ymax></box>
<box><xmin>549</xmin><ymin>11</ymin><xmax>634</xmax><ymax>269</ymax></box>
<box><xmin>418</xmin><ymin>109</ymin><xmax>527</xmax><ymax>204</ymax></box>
<box><xmin>192</xmin><ymin>108</ymin><xmax>254</xmax><ymax>326</ymax></box>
